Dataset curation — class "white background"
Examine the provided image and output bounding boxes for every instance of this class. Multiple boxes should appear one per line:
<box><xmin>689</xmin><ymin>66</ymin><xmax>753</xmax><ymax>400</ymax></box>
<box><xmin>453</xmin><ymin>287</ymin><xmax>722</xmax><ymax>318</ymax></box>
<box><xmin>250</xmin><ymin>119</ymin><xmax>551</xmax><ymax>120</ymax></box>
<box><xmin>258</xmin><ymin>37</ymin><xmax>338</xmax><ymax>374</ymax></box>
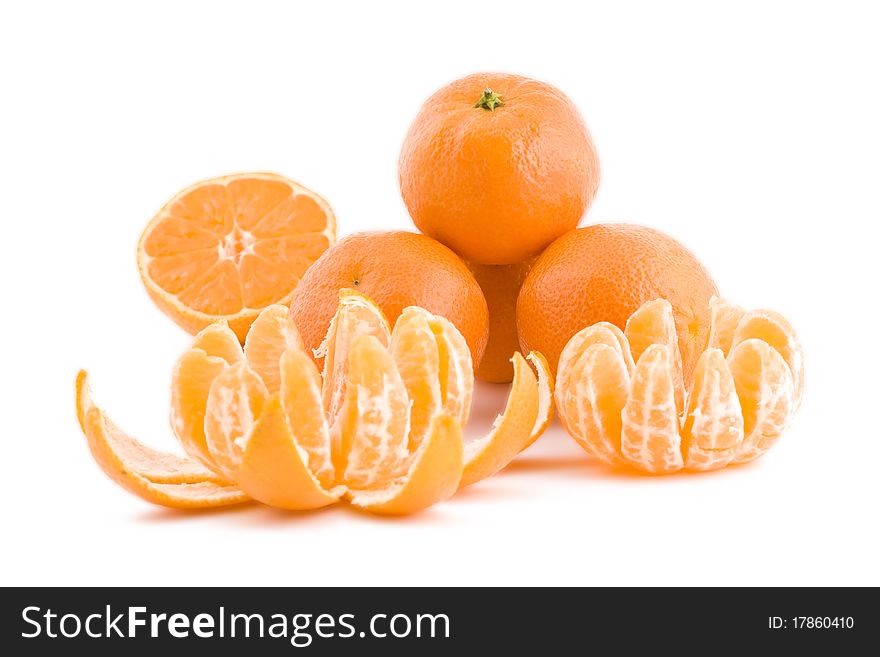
<box><xmin>2</xmin><ymin>1</ymin><xmax>878</xmax><ymax>587</ymax></box>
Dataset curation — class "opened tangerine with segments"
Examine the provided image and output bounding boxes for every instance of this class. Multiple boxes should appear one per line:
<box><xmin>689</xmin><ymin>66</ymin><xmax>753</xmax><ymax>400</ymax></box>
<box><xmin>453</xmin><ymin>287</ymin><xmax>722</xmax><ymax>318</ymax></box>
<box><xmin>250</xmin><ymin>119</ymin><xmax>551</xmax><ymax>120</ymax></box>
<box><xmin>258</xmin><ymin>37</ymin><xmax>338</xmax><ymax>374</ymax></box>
<box><xmin>75</xmin><ymin>290</ymin><xmax>554</xmax><ymax>515</ymax></box>
<box><xmin>138</xmin><ymin>172</ymin><xmax>336</xmax><ymax>341</ymax></box>
<box><xmin>554</xmin><ymin>297</ymin><xmax>802</xmax><ymax>474</ymax></box>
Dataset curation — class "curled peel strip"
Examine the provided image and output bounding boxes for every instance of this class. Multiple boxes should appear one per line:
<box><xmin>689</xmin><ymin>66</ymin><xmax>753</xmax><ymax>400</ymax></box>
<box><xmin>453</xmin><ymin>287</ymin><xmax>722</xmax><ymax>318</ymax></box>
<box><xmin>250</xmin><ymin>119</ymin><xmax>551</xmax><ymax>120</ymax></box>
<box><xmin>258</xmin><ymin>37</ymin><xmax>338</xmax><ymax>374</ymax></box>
<box><xmin>75</xmin><ymin>371</ymin><xmax>249</xmax><ymax>509</ymax></box>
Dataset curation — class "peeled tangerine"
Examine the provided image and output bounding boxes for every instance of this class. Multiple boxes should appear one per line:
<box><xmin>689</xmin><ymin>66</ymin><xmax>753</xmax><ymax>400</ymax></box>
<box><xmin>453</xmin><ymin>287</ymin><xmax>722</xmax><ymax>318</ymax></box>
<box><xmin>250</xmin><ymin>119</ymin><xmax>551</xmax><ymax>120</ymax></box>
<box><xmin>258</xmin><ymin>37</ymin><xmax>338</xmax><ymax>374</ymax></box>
<box><xmin>555</xmin><ymin>297</ymin><xmax>803</xmax><ymax>474</ymax></box>
<box><xmin>75</xmin><ymin>291</ymin><xmax>553</xmax><ymax>515</ymax></box>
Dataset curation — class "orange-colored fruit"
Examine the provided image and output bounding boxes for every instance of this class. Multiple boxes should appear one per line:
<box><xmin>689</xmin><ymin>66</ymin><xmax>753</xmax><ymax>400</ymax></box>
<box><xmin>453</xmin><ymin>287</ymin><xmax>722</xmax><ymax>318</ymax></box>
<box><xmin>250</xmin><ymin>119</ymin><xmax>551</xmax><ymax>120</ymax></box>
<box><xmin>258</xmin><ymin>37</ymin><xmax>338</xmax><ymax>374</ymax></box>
<box><xmin>556</xmin><ymin>340</ymin><xmax>630</xmax><ymax>465</ymax></box>
<box><xmin>315</xmin><ymin>290</ymin><xmax>391</xmax><ymax>439</ymax></box>
<box><xmin>554</xmin><ymin>298</ymin><xmax>802</xmax><ymax>474</ymax></box>
<box><xmin>707</xmin><ymin>296</ymin><xmax>746</xmax><ymax>354</ymax></box>
<box><xmin>708</xmin><ymin>299</ymin><xmax>804</xmax><ymax>411</ymax></box>
<box><xmin>235</xmin><ymin>396</ymin><xmax>341</xmax><ymax>511</ymax></box>
<box><xmin>399</xmin><ymin>73</ymin><xmax>600</xmax><ymax>265</ymax></box>
<box><xmin>517</xmin><ymin>223</ymin><xmax>719</xmax><ymax>383</ymax></box>
<box><xmin>681</xmin><ymin>348</ymin><xmax>743</xmax><ymax>471</ymax></box>
<box><xmin>138</xmin><ymin>172</ymin><xmax>335</xmax><ymax>341</ymax></box>
<box><xmin>467</xmin><ymin>259</ymin><xmax>535</xmax><ymax>383</ymax></box>
<box><xmin>337</xmin><ymin>334</ymin><xmax>412</xmax><ymax>490</ymax></box>
<box><xmin>620</xmin><ymin>344</ymin><xmax>683</xmax><ymax>473</ymax></box>
<box><xmin>390</xmin><ymin>306</ymin><xmax>474</xmax><ymax>445</ymax></box>
<box><xmin>243</xmin><ymin>304</ymin><xmax>305</xmax><ymax>394</ymax></box>
<box><xmin>76</xmin><ymin>292</ymin><xmax>553</xmax><ymax>514</ymax></box>
<box><xmin>727</xmin><ymin>339</ymin><xmax>794</xmax><ymax>464</ymax></box>
<box><xmin>730</xmin><ymin>309</ymin><xmax>804</xmax><ymax>411</ymax></box>
<box><xmin>288</xmin><ymin>231</ymin><xmax>489</xmax><ymax>367</ymax></box>
<box><xmin>624</xmin><ymin>299</ymin><xmax>685</xmax><ymax>415</ymax></box>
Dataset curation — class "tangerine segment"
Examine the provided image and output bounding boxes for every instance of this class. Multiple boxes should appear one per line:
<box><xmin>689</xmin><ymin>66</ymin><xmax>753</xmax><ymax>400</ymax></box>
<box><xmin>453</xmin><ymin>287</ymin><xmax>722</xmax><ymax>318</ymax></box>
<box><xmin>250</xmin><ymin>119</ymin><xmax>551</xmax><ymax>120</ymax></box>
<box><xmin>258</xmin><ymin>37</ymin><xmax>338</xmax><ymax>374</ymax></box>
<box><xmin>236</xmin><ymin>396</ymin><xmax>342</xmax><ymax>510</ymax></box>
<box><xmin>731</xmin><ymin>309</ymin><xmax>804</xmax><ymax>410</ymax></box>
<box><xmin>389</xmin><ymin>308</ymin><xmax>442</xmax><ymax>447</ymax></box>
<box><xmin>556</xmin><ymin>322</ymin><xmax>634</xmax><ymax>396</ymax></box>
<box><xmin>681</xmin><ymin>349</ymin><xmax>744</xmax><ymax>471</ymax></box>
<box><xmin>620</xmin><ymin>344</ymin><xmax>684</xmax><ymax>473</ymax></box>
<box><xmin>460</xmin><ymin>352</ymin><xmax>540</xmax><ymax>487</ymax></box>
<box><xmin>707</xmin><ymin>296</ymin><xmax>746</xmax><ymax>355</ymax></box>
<box><xmin>203</xmin><ymin>362</ymin><xmax>270</xmax><ymax>480</ymax></box>
<box><xmin>191</xmin><ymin>321</ymin><xmax>244</xmax><ymax>365</ymax></box>
<box><xmin>317</xmin><ymin>290</ymin><xmax>391</xmax><ymax>437</ymax></box>
<box><xmin>170</xmin><ymin>349</ymin><xmax>229</xmax><ymax>470</ymax></box>
<box><xmin>625</xmin><ymin>299</ymin><xmax>685</xmax><ymax>414</ymax></box>
<box><xmin>138</xmin><ymin>173</ymin><xmax>335</xmax><ymax>341</ymax></box>
<box><xmin>347</xmin><ymin>414</ymin><xmax>463</xmax><ymax>516</ymax></box>
<box><xmin>279</xmin><ymin>349</ymin><xmax>335</xmax><ymax>489</ymax></box>
<box><xmin>728</xmin><ymin>339</ymin><xmax>794</xmax><ymax>464</ymax></box>
<box><xmin>525</xmin><ymin>351</ymin><xmax>555</xmax><ymax>447</ymax></box>
<box><xmin>555</xmin><ymin>343</ymin><xmax>629</xmax><ymax>464</ymax></box>
<box><xmin>426</xmin><ymin>312</ymin><xmax>474</xmax><ymax>427</ymax></box>
<box><xmin>244</xmin><ymin>304</ymin><xmax>305</xmax><ymax>394</ymax></box>
<box><xmin>75</xmin><ymin>371</ymin><xmax>248</xmax><ymax>508</ymax></box>
<box><xmin>337</xmin><ymin>335</ymin><xmax>411</xmax><ymax>490</ymax></box>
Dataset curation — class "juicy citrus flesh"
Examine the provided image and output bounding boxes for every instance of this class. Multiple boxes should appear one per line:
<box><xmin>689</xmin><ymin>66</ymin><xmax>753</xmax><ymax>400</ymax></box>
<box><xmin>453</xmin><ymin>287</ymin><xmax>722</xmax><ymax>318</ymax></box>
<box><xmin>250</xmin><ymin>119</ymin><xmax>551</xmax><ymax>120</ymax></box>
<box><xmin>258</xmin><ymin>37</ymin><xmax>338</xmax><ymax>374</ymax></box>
<box><xmin>138</xmin><ymin>173</ymin><xmax>336</xmax><ymax>341</ymax></box>
<box><xmin>337</xmin><ymin>334</ymin><xmax>413</xmax><ymax>491</ymax></box>
<box><xmin>316</xmin><ymin>289</ymin><xmax>391</xmax><ymax>439</ymax></box>
<box><xmin>681</xmin><ymin>349</ymin><xmax>744</xmax><ymax>471</ymax></box>
<box><xmin>555</xmin><ymin>297</ymin><xmax>803</xmax><ymax>473</ymax></box>
<box><xmin>243</xmin><ymin>304</ymin><xmax>305</xmax><ymax>394</ymax></box>
<box><xmin>624</xmin><ymin>299</ymin><xmax>685</xmax><ymax>415</ymax></box>
<box><xmin>75</xmin><ymin>291</ymin><xmax>552</xmax><ymax>514</ymax></box>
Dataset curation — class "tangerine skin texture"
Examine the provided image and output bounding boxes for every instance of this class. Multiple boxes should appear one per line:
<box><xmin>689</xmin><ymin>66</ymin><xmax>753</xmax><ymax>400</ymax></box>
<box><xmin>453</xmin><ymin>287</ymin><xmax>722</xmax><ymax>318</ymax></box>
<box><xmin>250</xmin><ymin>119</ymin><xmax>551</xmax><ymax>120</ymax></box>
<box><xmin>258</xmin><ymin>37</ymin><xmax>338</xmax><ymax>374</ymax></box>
<box><xmin>399</xmin><ymin>73</ymin><xmax>600</xmax><ymax>265</ymax></box>
<box><xmin>289</xmin><ymin>231</ymin><xmax>489</xmax><ymax>368</ymax></box>
<box><xmin>517</xmin><ymin>224</ymin><xmax>719</xmax><ymax>382</ymax></box>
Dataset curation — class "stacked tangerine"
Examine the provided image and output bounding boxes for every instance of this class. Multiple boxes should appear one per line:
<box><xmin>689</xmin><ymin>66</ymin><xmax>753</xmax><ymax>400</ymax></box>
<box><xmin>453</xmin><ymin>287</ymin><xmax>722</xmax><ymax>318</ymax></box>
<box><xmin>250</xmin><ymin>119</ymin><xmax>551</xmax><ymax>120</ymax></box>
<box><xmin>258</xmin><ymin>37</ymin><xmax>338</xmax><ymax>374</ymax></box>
<box><xmin>77</xmin><ymin>292</ymin><xmax>552</xmax><ymax>514</ymax></box>
<box><xmin>76</xmin><ymin>71</ymin><xmax>806</xmax><ymax>515</ymax></box>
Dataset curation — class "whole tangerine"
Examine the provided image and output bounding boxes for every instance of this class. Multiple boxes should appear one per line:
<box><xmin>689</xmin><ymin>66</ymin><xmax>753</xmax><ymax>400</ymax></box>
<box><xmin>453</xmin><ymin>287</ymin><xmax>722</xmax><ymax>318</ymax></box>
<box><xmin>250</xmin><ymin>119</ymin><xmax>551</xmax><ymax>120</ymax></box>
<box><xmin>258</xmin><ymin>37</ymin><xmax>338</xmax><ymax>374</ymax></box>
<box><xmin>516</xmin><ymin>224</ymin><xmax>719</xmax><ymax>382</ymax></box>
<box><xmin>399</xmin><ymin>72</ymin><xmax>600</xmax><ymax>265</ymax></box>
<box><xmin>288</xmin><ymin>231</ymin><xmax>489</xmax><ymax>367</ymax></box>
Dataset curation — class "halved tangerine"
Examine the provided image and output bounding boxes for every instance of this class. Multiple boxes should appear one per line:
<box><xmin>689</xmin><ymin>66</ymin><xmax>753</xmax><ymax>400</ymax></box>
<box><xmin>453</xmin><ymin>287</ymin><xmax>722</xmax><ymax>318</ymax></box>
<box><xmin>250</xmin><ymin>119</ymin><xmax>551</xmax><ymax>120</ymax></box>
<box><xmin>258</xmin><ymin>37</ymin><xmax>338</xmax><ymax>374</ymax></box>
<box><xmin>138</xmin><ymin>173</ymin><xmax>335</xmax><ymax>341</ymax></box>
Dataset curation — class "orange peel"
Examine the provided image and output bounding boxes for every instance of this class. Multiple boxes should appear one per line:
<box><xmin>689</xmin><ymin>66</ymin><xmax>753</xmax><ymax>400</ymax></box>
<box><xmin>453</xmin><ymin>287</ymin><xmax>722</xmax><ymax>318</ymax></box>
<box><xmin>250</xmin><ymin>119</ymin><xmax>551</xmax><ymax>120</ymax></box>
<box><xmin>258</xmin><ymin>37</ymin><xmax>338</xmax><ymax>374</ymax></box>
<box><xmin>460</xmin><ymin>352</ymin><xmax>539</xmax><ymax>487</ymax></box>
<box><xmin>525</xmin><ymin>351</ymin><xmax>554</xmax><ymax>446</ymax></box>
<box><xmin>75</xmin><ymin>371</ymin><xmax>249</xmax><ymax>509</ymax></box>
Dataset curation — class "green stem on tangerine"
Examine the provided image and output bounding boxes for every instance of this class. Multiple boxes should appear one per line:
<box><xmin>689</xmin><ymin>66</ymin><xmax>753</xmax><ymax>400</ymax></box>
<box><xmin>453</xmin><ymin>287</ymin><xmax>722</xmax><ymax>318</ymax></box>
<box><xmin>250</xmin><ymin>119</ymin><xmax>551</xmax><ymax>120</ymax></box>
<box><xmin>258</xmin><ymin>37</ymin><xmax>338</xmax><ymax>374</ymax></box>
<box><xmin>474</xmin><ymin>87</ymin><xmax>504</xmax><ymax>111</ymax></box>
